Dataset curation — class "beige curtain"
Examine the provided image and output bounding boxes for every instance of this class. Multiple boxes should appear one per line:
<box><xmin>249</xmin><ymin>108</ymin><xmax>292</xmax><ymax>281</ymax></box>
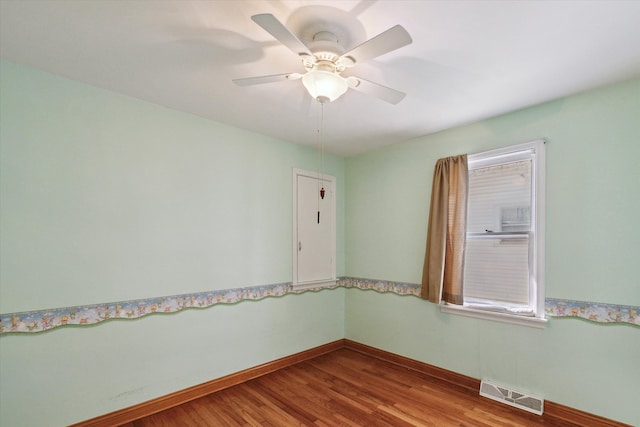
<box><xmin>420</xmin><ymin>155</ymin><xmax>468</xmax><ymax>304</ymax></box>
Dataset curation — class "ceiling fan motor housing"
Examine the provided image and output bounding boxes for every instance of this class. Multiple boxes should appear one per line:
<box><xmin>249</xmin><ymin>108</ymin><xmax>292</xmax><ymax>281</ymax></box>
<box><xmin>307</xmin><ymin>31</ymin><xmax>346</xmax><ymax>71</ymax></box>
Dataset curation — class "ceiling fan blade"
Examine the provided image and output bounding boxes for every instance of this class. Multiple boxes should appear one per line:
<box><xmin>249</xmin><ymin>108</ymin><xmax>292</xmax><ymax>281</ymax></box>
<box><xmin>339</xmin><ymin>25</ymin><xmax>412</xmax><ymax>67</ymax></box>
<box><xmin>233</xmin><ymin>73</ymin><xmax>302</xmax><ymax>87</ymax></box>
<box><xmin>251</xmin><ymin>14</ymin><xmax>313</xmax><ymax>59</ymax></box>
<box><xmin>347</xmin><ymin>77</ymin><xmax>406</xmax><ymax>104</ymax></box>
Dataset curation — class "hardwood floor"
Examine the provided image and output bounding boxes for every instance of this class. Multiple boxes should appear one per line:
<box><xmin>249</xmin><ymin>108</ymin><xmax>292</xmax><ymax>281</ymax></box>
<box><xmin>123</xmin><ymin>348</ymin><xmax>584</xmax><ymax>427</ymax></box>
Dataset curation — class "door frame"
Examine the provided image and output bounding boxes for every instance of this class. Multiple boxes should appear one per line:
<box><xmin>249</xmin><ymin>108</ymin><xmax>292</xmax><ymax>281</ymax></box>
<box><xmin>292</xmin><ymin>168</ymin><xmax>337</xmax><ymax>290</ymax></box>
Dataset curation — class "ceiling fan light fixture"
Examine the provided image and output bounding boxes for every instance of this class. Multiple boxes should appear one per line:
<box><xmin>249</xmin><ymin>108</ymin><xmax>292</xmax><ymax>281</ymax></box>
<box><xmin>302</xmin><ymin>69</ymin><xmax>348</xmax><ymax>103</ymax></box>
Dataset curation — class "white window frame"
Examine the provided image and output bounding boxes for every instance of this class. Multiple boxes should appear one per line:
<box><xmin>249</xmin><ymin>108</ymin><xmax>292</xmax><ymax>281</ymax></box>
<box><xmin>440</xmin><ymin>140</ymin><xmax>547</xmax><ymax>328</ymax></box>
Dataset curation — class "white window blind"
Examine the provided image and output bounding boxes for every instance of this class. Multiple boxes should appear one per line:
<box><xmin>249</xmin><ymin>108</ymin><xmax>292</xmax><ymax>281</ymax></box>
<box><xmin>464</xmin><ymin>157</ymin><xmax>534</xmax><ymax>309</ymax></box>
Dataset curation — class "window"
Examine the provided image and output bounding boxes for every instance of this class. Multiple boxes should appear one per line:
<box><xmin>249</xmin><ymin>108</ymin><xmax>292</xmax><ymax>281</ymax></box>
<box><xmin>441</xmin><ymin>140</ymin><xmax>546</xmax><ymax>327</ymax></box>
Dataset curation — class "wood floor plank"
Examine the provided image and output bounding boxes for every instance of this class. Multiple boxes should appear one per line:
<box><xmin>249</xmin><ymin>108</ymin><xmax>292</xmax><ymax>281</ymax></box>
<box><xmin>127</xmin><ymin>348</ymin><xmax>618</xmax><ymax>426</ymax></box>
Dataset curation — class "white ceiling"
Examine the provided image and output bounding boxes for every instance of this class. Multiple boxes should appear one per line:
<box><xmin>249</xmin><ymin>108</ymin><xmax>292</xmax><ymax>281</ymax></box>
<box><xmin>1</xmin><ymin>0</ymin><xmax>640</xmax><ymax>157</ymax></box>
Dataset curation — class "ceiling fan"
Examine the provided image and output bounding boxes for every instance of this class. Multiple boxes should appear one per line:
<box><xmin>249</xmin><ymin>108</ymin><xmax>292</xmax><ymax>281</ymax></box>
<box><xmin>233</xmin><ymin>14</ymin><xmax>412</xmax><ymax>104</ymax></box>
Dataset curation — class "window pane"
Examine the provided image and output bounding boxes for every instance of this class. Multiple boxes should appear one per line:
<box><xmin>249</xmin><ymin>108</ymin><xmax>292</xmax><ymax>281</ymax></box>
<box><xmin>467</xmin><ymin>160</ymin><xmax>532</xmax><ymax>233</ymax></box>
<box><xmin>464</xmin><ymin>236</ymin><xmax>530</xmax><ymax>305</ymax></box>
<box><xmin>461</xmin><ymin>140</ymin><xmax>544</xmax><ymax>319</ymax></box>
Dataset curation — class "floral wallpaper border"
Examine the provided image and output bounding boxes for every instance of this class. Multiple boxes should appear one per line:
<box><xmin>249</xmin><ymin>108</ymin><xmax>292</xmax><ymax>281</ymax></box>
<box><xmin>545</xmin><ymin>298</ymin><xmax>638</xmax><ymax>325</ymax></box>
<box><xmin>0</xmin><ymin>278</ymin><xmax>636</xmax><ymax>334</ymax></box>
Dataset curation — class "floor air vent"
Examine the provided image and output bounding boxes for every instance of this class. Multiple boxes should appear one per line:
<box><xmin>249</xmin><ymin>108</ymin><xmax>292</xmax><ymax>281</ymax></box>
<box><xmin>479</xmin><ymin>380</ymin><xmax>544</xmax><ymax>415</ymax></box>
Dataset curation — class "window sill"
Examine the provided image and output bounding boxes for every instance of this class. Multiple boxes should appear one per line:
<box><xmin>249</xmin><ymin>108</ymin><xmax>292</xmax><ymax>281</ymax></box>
<box><xmin>440</xmin><ymin>303</ymin><xmax>547</xmax><ymax>329</ymax></box>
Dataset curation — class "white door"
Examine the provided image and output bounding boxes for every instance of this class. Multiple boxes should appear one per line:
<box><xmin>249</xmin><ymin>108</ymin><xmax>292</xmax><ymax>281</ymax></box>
<box><xmin>293</xmin><ymin>170</ymin><xmax>335</xmax><ymax>287</ymax></box>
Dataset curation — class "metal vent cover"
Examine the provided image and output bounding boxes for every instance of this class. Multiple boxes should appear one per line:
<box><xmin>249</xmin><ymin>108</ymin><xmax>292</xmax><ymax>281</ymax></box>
<box><xmin>480</xmin><ymin>380</ymin><xmax>544</xmax><ymax>415</ymax></box>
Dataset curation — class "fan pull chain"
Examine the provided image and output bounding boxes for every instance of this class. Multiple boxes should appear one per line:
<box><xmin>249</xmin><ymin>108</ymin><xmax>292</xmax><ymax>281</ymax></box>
<box><xmin>316</xmin><ymin>102</ymin><xmax>325</xmax><ymax>224</ymax></box>
<box><xmin>320</xmin><ymin>102</ymin><xmax>325</xmax><ymax>200</ymax></box>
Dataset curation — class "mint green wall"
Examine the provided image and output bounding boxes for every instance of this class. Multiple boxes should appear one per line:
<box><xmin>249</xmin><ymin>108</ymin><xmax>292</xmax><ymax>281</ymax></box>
<box><xmin>345</xmin><ymin>78</ymin><xmax>640</xmax><ymax>425</ymax></box>
<box><xmin>0</xmin><ymin>61</ymin><xmax>345</xmax><ymax>426</ymax></box>
<box><xmin>3</xmin><ymin>290</ymin><xmax>344</xmax><ymax>427</ymax></box>
<box><xmin>0</xmin><ymin>60</ymin><xmax>345</xmax><ymax>311</ymax></box>
<box><xmin>2</xmin><ymin>59</ymin><xmax>638</xmax><ymax>426</ymax></box>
